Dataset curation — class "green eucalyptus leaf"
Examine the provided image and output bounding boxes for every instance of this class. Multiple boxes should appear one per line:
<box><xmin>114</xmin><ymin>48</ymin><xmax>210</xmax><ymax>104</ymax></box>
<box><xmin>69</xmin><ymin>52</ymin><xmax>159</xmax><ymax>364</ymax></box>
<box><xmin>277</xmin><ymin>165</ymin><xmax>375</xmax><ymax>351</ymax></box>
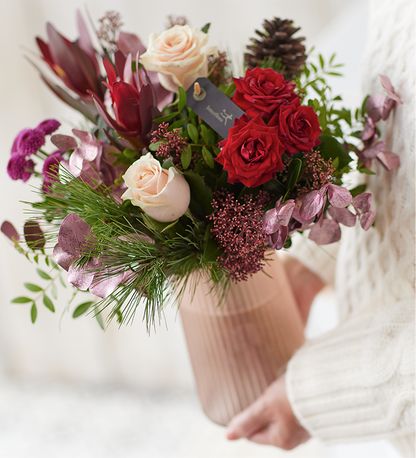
<box><xmin>181</xmin><ymin>145</ymin><xmax>192</xmax><ymax>170</ymax></box>
<box><xmin>287</xmin><ymin>158</ymin><xmax>302</xmax><ymax>191</ymax></box>
<box><xmin>202</xmin><ymin>146</ymin><xmax>215</xmax><ymax>168</ymax></box>
<box><xmin>178</xmin><ymin>86</ymin><xmax>187</xmax><ymax>112</ymax></box>
<box><xmin>11</xmin><ymin>296</ymin><xmax>33</xmax><ymax>304</ymax></box>
<box><xmin>72</xmin><ymin>301</ymin><xmax>94</xmax><ymax>318</ymax></box>
<box><xmin>43</xmin><ymin>294</ymin><xmax>55</xmax><ymax>313</ymax></box>
<box><xmin>37</xmin><ymin>268</ymin><xmax>52</xmax><ymax>281</ymax></box>
<box><xmin>30</xmin><ymin>304</ymin><xmax>37</xmax><ymax>324</ymax></box>
<box><xmin>187</xmin><ymin>123</ymin><xmax>199</xmax><ymax>144</ymax></box>
<box><xmin>24</xmin><ymin>283</ymin><xmax>43</xmax><ymax>293</ymax></box>
<box><xmin>153</xmin><ymin>111</ymin><xmax>180</xmax><ymax>123</ymax></box>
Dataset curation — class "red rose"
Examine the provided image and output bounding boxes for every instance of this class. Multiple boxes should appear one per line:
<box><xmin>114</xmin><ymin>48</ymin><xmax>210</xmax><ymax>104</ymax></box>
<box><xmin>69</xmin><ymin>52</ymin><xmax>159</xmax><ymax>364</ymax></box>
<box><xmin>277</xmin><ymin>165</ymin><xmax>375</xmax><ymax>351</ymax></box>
<box><xmin>216</xmin><ymin>115</ymin><xmax>284</xmax><ymax>187</ymax></box>
<box><xmin>270</xmin><ymin>100</ymin><xmax>322</xmax><ymax>155</ymax></box>
<box><xmin>232</xmin><ymin>67</ymin><xmax>298</xmax><ymax>120</ymax></box>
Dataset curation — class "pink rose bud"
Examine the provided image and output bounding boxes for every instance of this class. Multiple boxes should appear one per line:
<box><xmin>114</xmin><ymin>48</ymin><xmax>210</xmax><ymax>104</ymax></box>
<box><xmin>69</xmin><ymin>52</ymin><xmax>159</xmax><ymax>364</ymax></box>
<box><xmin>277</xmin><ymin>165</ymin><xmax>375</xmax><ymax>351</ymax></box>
<box><xmin>121</xmin><ymin>153</ymin><xmax>191</xmax><ymax>222</ymax></box>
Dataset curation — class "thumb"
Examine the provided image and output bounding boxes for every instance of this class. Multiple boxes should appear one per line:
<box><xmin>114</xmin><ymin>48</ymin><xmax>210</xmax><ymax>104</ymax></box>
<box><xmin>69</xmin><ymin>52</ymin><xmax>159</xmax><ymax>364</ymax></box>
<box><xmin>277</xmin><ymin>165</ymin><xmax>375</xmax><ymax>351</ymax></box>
<box><xmin>226</xmin><ymin>397</ymin><xmax>271</xmax><ymax>440</ymax></box>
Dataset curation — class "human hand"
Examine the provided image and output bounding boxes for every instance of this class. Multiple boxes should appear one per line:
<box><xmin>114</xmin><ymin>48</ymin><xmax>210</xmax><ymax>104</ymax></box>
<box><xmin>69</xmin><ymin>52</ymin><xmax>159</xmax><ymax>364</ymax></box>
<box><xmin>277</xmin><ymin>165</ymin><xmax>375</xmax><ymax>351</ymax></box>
<box><xmin>225</xmin><ymin>375</ymin><xmax>310</xmax><ymax>450</ymax></box>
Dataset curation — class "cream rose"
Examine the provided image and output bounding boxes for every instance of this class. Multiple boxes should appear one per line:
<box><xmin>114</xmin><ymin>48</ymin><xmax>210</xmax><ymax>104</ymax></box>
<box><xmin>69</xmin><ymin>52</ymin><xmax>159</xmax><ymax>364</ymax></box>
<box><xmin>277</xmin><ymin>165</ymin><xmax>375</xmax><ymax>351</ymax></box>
<box><xmin>139</xmin><ymin>25</ymin><xmax>217</xmax><ymax>92</ymax></box>
<box><xmin>121</xmin><ymin>153</ymin><xmax>190</xmax><ymax>222</ymax></box>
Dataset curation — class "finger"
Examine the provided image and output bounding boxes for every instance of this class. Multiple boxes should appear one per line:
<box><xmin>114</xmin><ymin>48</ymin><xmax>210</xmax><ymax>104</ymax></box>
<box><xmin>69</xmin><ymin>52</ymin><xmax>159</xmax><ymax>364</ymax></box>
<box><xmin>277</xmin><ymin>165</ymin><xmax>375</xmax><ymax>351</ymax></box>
<box><xmin>226</xmin><ymin>397</ymin><xmax>271</xmax><ymax>440</ymax></box>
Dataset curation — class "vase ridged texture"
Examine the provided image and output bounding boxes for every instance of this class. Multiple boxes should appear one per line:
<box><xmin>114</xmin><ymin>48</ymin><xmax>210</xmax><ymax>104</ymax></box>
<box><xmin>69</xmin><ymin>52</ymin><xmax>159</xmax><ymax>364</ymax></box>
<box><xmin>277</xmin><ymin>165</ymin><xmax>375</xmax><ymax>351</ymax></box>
<box><xmin>179</xmin><ymin>252</ymin><xmax>305</xmax><ymax>426</ymax></box>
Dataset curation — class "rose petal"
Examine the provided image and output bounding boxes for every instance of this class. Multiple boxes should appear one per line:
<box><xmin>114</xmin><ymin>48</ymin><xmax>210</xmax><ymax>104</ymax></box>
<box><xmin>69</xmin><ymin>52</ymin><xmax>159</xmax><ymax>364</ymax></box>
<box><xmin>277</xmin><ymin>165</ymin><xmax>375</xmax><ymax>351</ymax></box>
<box><xmin>376</xmin><ymin>151</ymin><xmax>400</xmax><ymax>170</ymax></box>
<box><xmin>328</xmin><ymin>206</ymin><xmax>357</xmax><ymax>227</ymax></box>
<box><xmin>309</xmin><ymin>219</ymin><xmax>341</xmax><ymax>245</ymax></box>
<box><xmin>352</xmin><ymin>193</ymin><xmax>372</xmax><ymax>213</ymax></box>
<box><xmin>360</xmin><ymin>211</ymin><xmax>377</xmax><ymax>230</ymax></box>
<box><xmin>327</xmin><ymin>184</ymin><xmax>352</xmax><ymax>208</ymax></box>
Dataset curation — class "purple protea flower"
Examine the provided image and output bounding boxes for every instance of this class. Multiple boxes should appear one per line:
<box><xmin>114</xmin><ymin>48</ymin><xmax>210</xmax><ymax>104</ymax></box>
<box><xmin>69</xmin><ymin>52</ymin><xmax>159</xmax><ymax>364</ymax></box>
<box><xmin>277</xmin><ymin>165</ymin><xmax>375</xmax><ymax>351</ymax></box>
<box><xmin>36</xmin><ymin>119</ymin><xmax>61</xmax><ymax>135</ymax></box>
<box><xmin>7</xmin><ymin>155</ymin><xmax>35</xmax><ymax>182</ymax></box>
<box><xmin>12</xmin><ymin>128</ymin><xmax>45</xmax><ymax>156</ymax></box>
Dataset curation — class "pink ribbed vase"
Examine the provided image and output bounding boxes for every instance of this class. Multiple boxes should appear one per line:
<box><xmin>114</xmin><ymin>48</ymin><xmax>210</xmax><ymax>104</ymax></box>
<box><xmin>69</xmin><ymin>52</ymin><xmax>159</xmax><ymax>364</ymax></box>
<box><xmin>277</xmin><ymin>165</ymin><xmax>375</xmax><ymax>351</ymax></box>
<box><xmin>179</xmin><ymin>252</ymin><xmax>305</xmax><ymax>426</ymax></box>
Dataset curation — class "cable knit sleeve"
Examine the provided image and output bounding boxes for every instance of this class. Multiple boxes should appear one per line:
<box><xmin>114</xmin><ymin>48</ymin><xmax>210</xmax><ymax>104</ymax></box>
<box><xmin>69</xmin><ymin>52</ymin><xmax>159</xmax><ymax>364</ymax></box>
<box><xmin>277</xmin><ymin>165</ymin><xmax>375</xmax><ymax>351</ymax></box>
<box><xmin>286</xmin><ymin>0</ymin><xmax>415</xmax><ymax>448</ymax></box>
<box><xmin>286</xmin><ymin>298</ymin><xmax>415</xmax><ymax>442</ymax></box>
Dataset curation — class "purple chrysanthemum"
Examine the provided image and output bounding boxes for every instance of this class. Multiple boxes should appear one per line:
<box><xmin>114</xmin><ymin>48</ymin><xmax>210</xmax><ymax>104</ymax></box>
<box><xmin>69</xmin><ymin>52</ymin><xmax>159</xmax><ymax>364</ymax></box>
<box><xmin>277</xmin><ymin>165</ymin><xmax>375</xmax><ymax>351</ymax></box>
<box><xmin>7</xmin><ymin>155</ymin><xmax>35</xmax><ymax>182</ymax></box>
<box><xmin>36</xmin><ymin>119</ymin><xmax>61</xmax><ymax>135</ymax></box>
<box><xmin>13</xmin><ymin>128</ymin><xmax>45</xmax><ymax>156</ymax></box>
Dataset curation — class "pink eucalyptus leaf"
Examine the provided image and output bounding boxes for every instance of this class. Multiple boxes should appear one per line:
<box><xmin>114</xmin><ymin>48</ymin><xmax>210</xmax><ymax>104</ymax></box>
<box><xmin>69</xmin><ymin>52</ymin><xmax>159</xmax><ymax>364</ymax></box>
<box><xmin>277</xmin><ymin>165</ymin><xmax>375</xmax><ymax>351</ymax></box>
<box><xmin>53</xmin><ymin>243</ymin><xmax>78</xmax><ymax>271</ymax></box>
<box><xmin>309</xmin><ymin>219</ymin><xmax>341</xmax><ymax>245</ymax></box>
<box><xmin>276</xmin><ymin>199</ymin><xmax>296</xmax><ymax>226</ymax></box>
<box><xmin>360</xmin><ymin>116</ymin><xmax>376</xmax><ymax>141</ymax></box>
<box><xmin>366</xmin><ymin>93</ymin><xmax>386</xmax><ymax>122</ymax></box>
<box><xmin>90</xmin><ymin>269</ymin><xmax>125</xmax><ymax>298</ymax></box>
<box><xmin>352</xmin><ymin>193</ymin><xmax>372</xmax><ymax>213</ymax></box>
<box><xmin>267</xmin><ymin>225</ymin><xmax>289</xmax><ymax>250</ymax></box>
<box><xmin>300</xmin><ymin>190</ymin><xmax>324</xmax><ymax>219</ymax></box>
<box><xmin>362</xmin><ymin>141</ymin><xmax>385</xmax><ymax>160</ymax></box>
<box><xmin>327</xmin><ymin>184</ymin><xmax>352</xmax><ymax>208</ymax></box>
<box><xmin>376</xmin><ymin>151</ymin><xmax>400</xmax><ymax>170</ymax></box>
<box><xmin>58</xmin><ymin>213</ymin><xmax>95</xmax><ymax>256</ymax></box>
<box><xmin>292</xmin><ymin>206</ymin><xmax>314</xmax><ymax>225</ymax></box>
<box><xmin>51</xmin><ymin>134</ymin><xmax>77</xmax><ymax>151</ymax></box>
<box><xmin>380</xmin><ymin>75</ymin><xmax>403</xmax><ymax>104</ymax></box>
<box><xmin>1</xmin><ymin>221</ymin><xmax>20</xmax><ymax>242</ymax></box>
<box><xmin>72</xmin><ymin>129</ymin><xmax>101</xmax><ymax>161</ymax></box>
<box><xmin>328</xmin><ymin>206</ymin><xmax>357</xmax><ymax>227</ymax></box>
<box><xmin>360</xmin><ymin>210</ymin><xmax>377</xmax><ymax>230</ymax></box>
<box><xmin>68</xmin><ymin>262</ymin><xmax>95</xmax><ymax>291</ymax></box>
<box><xmin>382</xmin><ymin>97</ymin><xmax>396</xmax><ymax>120</ymax></box>
<box><xmin>263</xmin><ymin>208</ymin><xmax>279</xmax><ymax>234</ymax></box>
<box><xmin>24</xmin><ymin>221</ymin><xmax>45</xmax><ymax>250</ymax></box>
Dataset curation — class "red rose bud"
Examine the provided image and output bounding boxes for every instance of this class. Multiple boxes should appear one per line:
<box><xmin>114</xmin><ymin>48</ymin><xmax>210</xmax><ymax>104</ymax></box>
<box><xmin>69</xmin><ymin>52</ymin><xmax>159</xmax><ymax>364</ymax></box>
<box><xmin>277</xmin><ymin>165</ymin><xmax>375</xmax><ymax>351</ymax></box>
<box><xmin>232</xmin><ymin>67</ymin><xmax>298</xmax><ymax>120</ymax></box>
<box><xmin>217</xmin><ymin>115</ymin><xmax>284</xmax><ymax>187</ymax></box>
<box><xmin>269</xmin><ymin>101</ymin><xmax>322</xmax><ymax>155</ymax></box>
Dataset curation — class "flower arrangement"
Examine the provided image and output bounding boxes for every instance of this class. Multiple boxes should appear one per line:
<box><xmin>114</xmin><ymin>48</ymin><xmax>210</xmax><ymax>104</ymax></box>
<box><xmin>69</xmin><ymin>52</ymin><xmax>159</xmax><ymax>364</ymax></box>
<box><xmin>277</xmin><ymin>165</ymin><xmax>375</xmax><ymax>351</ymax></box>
<box><xmin>2</xmin><ymin>12</ymin><xmax>401</xmax><ymax>329</ymax></box>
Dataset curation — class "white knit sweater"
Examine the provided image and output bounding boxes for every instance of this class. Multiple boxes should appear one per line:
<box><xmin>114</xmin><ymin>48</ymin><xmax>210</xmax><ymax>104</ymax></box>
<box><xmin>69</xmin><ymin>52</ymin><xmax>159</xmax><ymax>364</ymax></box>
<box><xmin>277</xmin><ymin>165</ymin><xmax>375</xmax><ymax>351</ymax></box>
<box><xmin>286</xmin><ymin>0</ymin><xmax>415</xmax><ymax>456</ymax></box>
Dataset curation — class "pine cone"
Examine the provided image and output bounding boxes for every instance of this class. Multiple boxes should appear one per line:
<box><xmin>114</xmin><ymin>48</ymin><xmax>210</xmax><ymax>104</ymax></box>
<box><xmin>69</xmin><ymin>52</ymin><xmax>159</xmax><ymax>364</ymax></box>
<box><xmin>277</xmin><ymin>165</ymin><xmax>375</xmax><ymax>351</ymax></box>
<box><xmin>245</xmin><ymin>18</ymin><xmax>306</xmax><ymax>80</ymax></box>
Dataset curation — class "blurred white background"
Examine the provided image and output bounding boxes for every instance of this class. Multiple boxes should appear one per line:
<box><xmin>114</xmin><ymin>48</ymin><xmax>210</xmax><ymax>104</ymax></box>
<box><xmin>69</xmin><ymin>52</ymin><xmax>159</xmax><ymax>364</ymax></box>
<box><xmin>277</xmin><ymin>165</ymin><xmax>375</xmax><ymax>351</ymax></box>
<box><xmin>0</xmin><ymin>1</ymin><xmax>403</xmax><ymax>457</ymax></box>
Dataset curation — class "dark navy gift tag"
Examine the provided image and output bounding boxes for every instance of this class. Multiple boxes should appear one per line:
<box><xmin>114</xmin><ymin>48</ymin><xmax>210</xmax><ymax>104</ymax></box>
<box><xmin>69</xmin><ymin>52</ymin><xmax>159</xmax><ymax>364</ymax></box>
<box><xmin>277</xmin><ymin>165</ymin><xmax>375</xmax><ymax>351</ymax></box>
<box><xmin>185</xmin><ymin>78</ymin><xmax>244</xmax><ymax>139</ymax></box>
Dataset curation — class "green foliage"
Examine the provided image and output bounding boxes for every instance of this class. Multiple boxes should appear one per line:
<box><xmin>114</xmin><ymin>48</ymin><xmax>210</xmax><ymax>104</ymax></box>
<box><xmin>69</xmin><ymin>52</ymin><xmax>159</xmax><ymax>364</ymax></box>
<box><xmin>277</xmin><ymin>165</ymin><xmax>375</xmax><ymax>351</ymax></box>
<box><xmin>201</xmin><ymin>23</ymin><xmax>211</xmax><ymax>33</ymax></box>
<box><xmin>318</xmin><ymin>135</ymin><xmax>352</xmax><ymax>170</ymax></box>
<box><xmin>31</xmin><ymin>304</ymin><xmax>37</xmax><ymax>324</ymax></box>
<box><xmin>43</xmin><ymin>294</ymin><xmax>55</xmax><ymax>313</ymax></box>
<box><xmin>350</xmin><ymin>184</ymin><xmax>367</xmax><ymax>198</ymax></box>
<box><xmin>12</xmin><ymin>296</ymin><xmax>33</xmax><ymax>304</ymax></box>
<box><xmin>73</xmin><ymin>301</ymin><xmax>94</xmax><ymax>318</ymax></box>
